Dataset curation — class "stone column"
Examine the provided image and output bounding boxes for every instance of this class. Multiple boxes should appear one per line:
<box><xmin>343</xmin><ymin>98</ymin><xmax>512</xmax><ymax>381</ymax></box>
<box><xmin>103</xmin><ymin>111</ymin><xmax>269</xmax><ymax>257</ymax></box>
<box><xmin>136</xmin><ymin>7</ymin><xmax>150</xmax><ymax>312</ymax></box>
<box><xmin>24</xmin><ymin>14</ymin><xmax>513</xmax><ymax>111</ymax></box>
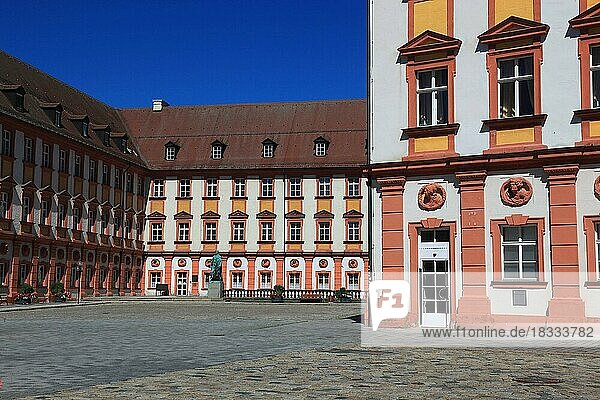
<box><xmin>30</xmin><ymin>244</ymin><xmax>39</xmax><ymax>289</ymax></box>
<box><xmin>107</xmin><ymin>255</ymin><xmax>114</xmax><ymax>297</ymax></box>
<box><xmin>119</xmin><ymin>257</ymin><xmax>125</xmax><ymax>296</ymax></box>
<box><xmin>47</xmin><ymin>247</ymin><xmax>56</xmax><ymax>298</ymax></box>
<box><xmin>275</xmin><ymin>255</ymin><xmax>284</xmax><ymax>287</ymax></box>
<box><xmin>377</xmin><ymin>178</ymin><xmax>406</xmax><ymax>279</ymax></box>
<box><xmin>93</xmin><ymin>251</ymin><xmax>100</xmax><ymax>296</ymax></box>
<box><xmin>247</xmin><ymin>256</ymin><xmax>255</xmax><ymax>290</ymax></box>
<box><xmin>455</xmin><ymin>172</ymin><xmax>491</xmax><ymax>323</ymax></box>
<box><xmin>164</xmin><ymin>256</ymin><xmax>172</xmax><ymax>295</ymax></box>
<box><xmin>334</xmin><ymin>257</ymin><xmax>343</xmax><ymax>289</ymax></box>
<box><xmin>545</xmin><ymin>165</ymin><xmax>586</xmax><ymax>321</ymax></box>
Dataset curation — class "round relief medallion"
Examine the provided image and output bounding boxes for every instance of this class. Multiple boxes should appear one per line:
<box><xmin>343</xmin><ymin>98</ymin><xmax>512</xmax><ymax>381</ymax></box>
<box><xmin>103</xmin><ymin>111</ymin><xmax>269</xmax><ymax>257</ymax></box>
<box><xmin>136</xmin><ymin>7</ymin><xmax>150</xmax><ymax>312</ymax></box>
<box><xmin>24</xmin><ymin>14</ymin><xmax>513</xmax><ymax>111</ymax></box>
<box><xmin>0</xmin><ymin>243</ymin><xmax>8</xmax><ymax>255</ymax></box>
<box><xmin>87</xmin><ymin>252</ymin><xmax>94</xmax><ymax>262</ymax></box>
<box><xmin>73</xmin><ymin>250</ymin><xmax>80</xmax><ymax>262</ymax></box>
<box><xmin>101</xmin><ymin>253</ymin><xmax>108</xmax><ymax>264</ymax></box>
<box><xmin>418</xmin><ymin>183</ymin><xmax>446</xmax><ymax>211</ymax></box>
<box><xmin>261</xmin><ymin>259</ymin><xmax>271</xmax><ymax>268</ymax></box>
<box><xmin>21</xmin><ymin>246</ymin><xmax>30</xmax><ymax>257</ymax></box>
<box><xmin>205</xmin><ymin>259</ymin><xmax>212</xmax><ymax>267</ymax></box>
<box><xmin>57</xmin><ymin>248</ymin><xmax>65</xmax><ymax>260</ymax></box>
<box><xmin>40</xmin><ymin>247</ymin><xmax>48</xmax><ymax>259</ymax></box>
<box><xmin>348</xmin><ymin>259</ymin><xmax>359</xmax><ymax>269</ymax></box>
<box><xmin>233</xmin><ymin>258</ymin><xmax>242</xmax><ymax>268</ymax></box>
<box><xmin>178</xmin><ymin>258</ymin><xmax>187</xmax><ymax>267</ymax></box>
<box><xmin>151</xmin><ymin>258</ymin><xmax>160</xmax><ymax>267</ymax></box>
<box><xmin>126</xmin><ymin>256</ymin><xmax>131</xmax><ymax>265</ymax></box>
<box><xmin>136</xmin><ymin>257</ymin><xmax>142</xmax><ymax>267</ymax></box>
<box><xmin>500</xmin><ymin>177</ymin><xmax>533</xmax><ymax>207</ymax></box>
<box><xmin>114</xmin><ymin>255</ymin><xmax>120</xmax><ymax>265</ymax></box>
<box><xmin>594</xmin><ymin>176</ymin><xmax>600</xmax><ymax>200</ymax></box>
<box><xmin>289</xmin><ymin>259</ymin><xmax>299</xmax><ymax>268</ymax></box>
<box><xmin>319</xmin><ymin>259</ymin><xmax>328</xmax><ymax>268</ymax></box>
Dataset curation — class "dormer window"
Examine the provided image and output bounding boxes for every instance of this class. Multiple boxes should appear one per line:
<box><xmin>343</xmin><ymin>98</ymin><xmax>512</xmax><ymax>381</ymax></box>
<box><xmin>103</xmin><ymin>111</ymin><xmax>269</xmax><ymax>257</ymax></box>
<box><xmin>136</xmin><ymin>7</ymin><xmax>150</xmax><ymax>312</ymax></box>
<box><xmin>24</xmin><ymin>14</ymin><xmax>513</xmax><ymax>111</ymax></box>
<box><xmin>92</xmin><ymin>124</ymin><xmax>111</xmax><ymax>146</ymax></box>
<box><xmin>211</xmin><ymin>140</ymin><xmax>226</xmax><ymax>159</ymax></box>
<box><xmin>314</xmin><ymin>137</ymin><xmax>329</xmax><ymax>157</ymax></box>
<box><xmin>164</xmin><ymin>141</ymin><xmax>180</xmax><ymax>161</ymax></box>
<box><xmin>15</xmin><ymin>91</ymin><xmax>24</xmax><ymax>111</ymax></box>
<box><xmin>103</xmin><ymin>132</ymin><xmax>111</xmax><ymax>146</ymax></box>
<box><xmin>262</xmin><ymin>138</ymin><xmax>277</xmax><ymax>158</ymax></box>
<box><xmin>1</xmin><ymin>85</ymin><xmax>26</xmax><ymax>111</ymax></box>
<box><xmin>121</xmin><ymin>137</ymin><xmax>128</xmax><ymax>153</ymax></box>
<box><xmin>82</xmin><ymin>121</ymin><xmax>89</xmax><ymax>137</ymax></box>
<box><xmin>40</xmin><ymin>103</ymin><xmax>63</xmax><ymax>127</ymax></box>
<box><xmin>55</xmin><ymin>109</ymin><xmax>62</xmax><ymax>127</ymax></box>
<box><xmin>69</xmin><ymin>115</ymin><xmax>89</xmax><ymax>137</ymax></box>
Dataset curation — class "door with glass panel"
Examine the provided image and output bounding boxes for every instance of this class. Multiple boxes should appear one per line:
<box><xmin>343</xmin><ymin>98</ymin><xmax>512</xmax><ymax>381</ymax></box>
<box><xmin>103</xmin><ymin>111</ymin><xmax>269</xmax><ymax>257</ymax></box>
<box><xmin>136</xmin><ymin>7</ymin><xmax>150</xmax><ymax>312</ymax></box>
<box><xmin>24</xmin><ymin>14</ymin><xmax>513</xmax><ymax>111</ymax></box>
<box><xmin>419</xmin><ymin>229</ymin><xmax>451</xmax><ymax>327</ymax></box>
<box><xmin>176</xmin><ymin>272</ymin><xmax>188</xmax><ymax>296</ymax></box>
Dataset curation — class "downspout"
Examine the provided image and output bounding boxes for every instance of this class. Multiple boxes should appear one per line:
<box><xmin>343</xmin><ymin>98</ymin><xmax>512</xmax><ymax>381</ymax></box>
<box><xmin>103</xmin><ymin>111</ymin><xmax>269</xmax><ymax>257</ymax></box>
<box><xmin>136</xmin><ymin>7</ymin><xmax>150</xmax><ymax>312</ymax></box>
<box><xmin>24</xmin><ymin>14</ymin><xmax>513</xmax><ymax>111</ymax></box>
<box><xmin>367</xmin><ymin>0</ymin><xmax>374</xmax><ymax>282</ymax></box>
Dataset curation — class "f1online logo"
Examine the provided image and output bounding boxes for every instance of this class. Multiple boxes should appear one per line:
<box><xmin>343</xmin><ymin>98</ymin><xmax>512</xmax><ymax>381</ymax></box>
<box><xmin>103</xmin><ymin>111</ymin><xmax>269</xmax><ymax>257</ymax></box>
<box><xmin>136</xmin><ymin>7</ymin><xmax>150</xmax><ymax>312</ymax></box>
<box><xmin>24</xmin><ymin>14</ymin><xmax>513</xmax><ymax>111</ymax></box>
<box><xmin>368</xmin><ymin>280</ymin><xmax>410</xmax><ymax>331</ymax></box>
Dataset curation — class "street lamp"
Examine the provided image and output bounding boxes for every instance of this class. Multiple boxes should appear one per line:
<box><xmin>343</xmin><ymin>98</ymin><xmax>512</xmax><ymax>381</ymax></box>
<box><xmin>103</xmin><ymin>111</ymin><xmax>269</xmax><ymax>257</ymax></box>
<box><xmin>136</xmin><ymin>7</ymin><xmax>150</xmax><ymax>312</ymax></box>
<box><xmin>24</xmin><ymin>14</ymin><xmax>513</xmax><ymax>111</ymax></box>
<box><xmin>76</xmin><ymin>265</ymin><xmax>83</xmax><ymax>304</ymax></box>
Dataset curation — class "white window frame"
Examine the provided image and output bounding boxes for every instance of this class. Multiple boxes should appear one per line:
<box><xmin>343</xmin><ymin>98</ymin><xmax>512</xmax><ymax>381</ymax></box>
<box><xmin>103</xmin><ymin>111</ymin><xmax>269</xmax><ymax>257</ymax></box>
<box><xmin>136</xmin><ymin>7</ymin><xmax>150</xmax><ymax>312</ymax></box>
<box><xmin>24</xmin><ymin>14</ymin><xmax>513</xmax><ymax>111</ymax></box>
<box><xmin>42</xmin><ymin>143</ymin><xmax>51</xmax><ymax>168</ymax></box>
<box><xmin>347</xmin><ymin>273</ymin><xmax>360</xmax><ymax>290</ymax></box>
<box><xmin>102</xmin><ymin>164</ymin><xmax>110</xmax><ymax>185</ymax></box>
<box><xmin>41</xmin><ymin>200</ymin><xmax>49</xmax><ymax>224</ymax></box>
<box><xmin>234</xmin><ymin>178</ymin><xmax>246</xmax><ymax>197</ymax></box>
<box><xmin>288</xmin><ymin>272</ymin><xmax>301</xmax><ymax>290</ymax></box>
<box><xmin>263</xmin><ymin>143</ymin><xmax>274</xmax><ymax>158</ymax></box>
<box><xmin>289</xmin><ymin>221</ymin><xmax>302</xmax><ymax>241</ymax></box>
<box><xmin>0</xmin><ymin>192</ymin><xmax>9</xmax><ymax>219</ymax></box>
<box><xmin>212</xmin><ymin>145</ymin><xmax>223</xmax><ymax>159</ymax></box>
<box><xmin>165</xmin><ymin>146</ymin><xmax>176</xmax><ymax>161</ymax></box>
<box><xmin>179</xmin><ymin>179</ymin><xmax>191</xmax><ymax>198</ymax></box>
<box><xmin>206</xmin><ymin>178</ymin><xmax>218</xmax><ymax>197</ymax></box>
<box><xmin>153</xmin><ymin>179</ymin><xmax>164</xmax><ymax>198</ymax></box>
<box><xmin>73</xmin><ymin>207</ymin><xmax>81</xmax><ymax>229</ymax></box>
<box><xmin>151</xmin><ymin>223</ymin><xmax>163</xmax><ymax>242</ymax></box>
<box><xmin>261</xmin><ymin>178</ymin><xmax>273</xmax><ymax>197</ymax></box>
<box><xmin>501</xmin><ymin>225</ymin><xmax>538</xmax><ymax>280</ymax></box>
<box><xmin>88</xmin><ymin>210</ymin><xmax>96</xmax><ymax>231</ymax></box>
<box><xmin>416</xmin><ymin>68</ymin><xmax>449</xmax><ymax>127</ymax></box>
<box><xmin>74</xmin><ymin>154</ymin><xmax>82</xmax><ymax>177</ymax></box>
<box><xmin>261</xmin><ymin>221</ymin><xmax>273</xmax><ymax>242</ymax></box>
<box><xmin>289</xmin><ymin>178</ymin><xmax>302</xmax><ymax>197</ymax></box>
<box><xmin>0</xmin><ymin>261</ymin><xmax>7</xmax><ymax>286</ymax></box>
<box><xmin>347</xmin><ymin>177</ymin><xmax>360</xmax><ymax>197</ymax></box>
<box><xmin>23</xmin><ymin>137</ymin><xmax>33</xmax><ymax>162</ymax></box>
<box><xmin>58</xmin><ymin>149</ymin><xmax>67</xmax><ymax>173</ymax></box>
<box><xmin>318</xmin><ymin>221</ymin><xmax>331</xmax><ymax>242</ymax></box>
<box><xmin>55</xmin><ymin>109</ymin><xmax>62</xmax><ymax>127</ymax></box>
<box><xmin>22</xmin><ymin>196</ymin><xmax>31</xmax><ymax>222</ymax></box>
<box><xmin>205</xmin><ymin>222</ymin><xmax>217</xmax><ymax>241</ymax></box>
<box><xmin>1</xmin><ymin>130</ymin><xmax>11</xmax><ymax>156</ymax></box>
<box><xmin>317</xmin><ymin>273</ymin><xmax>330</xmax><ymax>290</ymax></box>
<box><xmin>232</xmin><ymin>221</ymin><xmax>245</xmax><ymax>242</ymax></box>
<box><xmin>498</xmin><ymin>56</ymin><xmax>534</xmax><ymax>118</ymax></box>
<box><xmin>315</xmin><ymin>141</ymin><xmax>327</xmax><ymax>157</ymax></box>
<box><xmin>592</xmin><ymin>46</ymin><xmax>600</xmax><ymax>109</ymax></box>
<box><xmin>231</xmin><ymin>272</ymin><xmax>243</xmax><ymax>289</ymax></box>
<box><xmin>347</xmin><ymin>221</ymin><xmax>360</xmax><ymax>242</ymax></box>
<box><xmin>178</xmin><ymin>222</ymin><xmax>190</xmax><ymax>242</ymax></box>
<box><xmin>259</xmin><ymin>272</ymin><xmax>272</xmax><ymax>289</ymax></box>
<box><xmin>58</xmin><ymin>204</ymin><xmax>66</xmax><ymax>228</ymax></box>
<box><xmin>318</xmin><ymin>177</ymin><xmax>331</xmax><ymax>197</ymax></box>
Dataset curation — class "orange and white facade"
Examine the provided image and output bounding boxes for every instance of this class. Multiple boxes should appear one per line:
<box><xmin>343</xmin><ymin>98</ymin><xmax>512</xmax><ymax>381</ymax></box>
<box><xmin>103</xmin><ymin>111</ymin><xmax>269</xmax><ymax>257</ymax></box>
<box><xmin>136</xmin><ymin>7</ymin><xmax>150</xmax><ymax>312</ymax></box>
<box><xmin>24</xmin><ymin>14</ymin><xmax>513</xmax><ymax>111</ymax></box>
<box><xmin>369</xmin><ymin>0</ymin><xmax>600</xmax><ymax>326</ymax></box>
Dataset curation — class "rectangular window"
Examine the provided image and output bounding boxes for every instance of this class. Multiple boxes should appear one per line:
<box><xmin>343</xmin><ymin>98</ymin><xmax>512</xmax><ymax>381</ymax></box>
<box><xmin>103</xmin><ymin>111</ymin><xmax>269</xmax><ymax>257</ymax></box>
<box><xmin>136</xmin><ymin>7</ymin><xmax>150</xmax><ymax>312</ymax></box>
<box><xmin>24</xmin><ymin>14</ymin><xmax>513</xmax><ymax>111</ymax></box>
<box><xmin>318</xmin><ymin>177</ymin><xmax>331</xmax><ymax>197</ymax></box>
<box><xmin>42</xmin><ymin>143</ymin><xmax>51</xmax><ymax>168</ymax></box>
<box><xmin>206</xmin><ymin>178</ymin><xmax>218</xmax><ymax>197</ymax></box>
<box><xmin>88</xmin><ymin>210</ymin><xmax>96</xmax><ymax>231</ymax></box>
<box><xmin>231</xmin><ymin>272</ymin><xmax>243</xmax><ymax>289</ymax></box>
<box><xmin>502</xmin><ymin>225</ymin><xmax>538</xmax><ymax>280</ymax></box>
<box><xmin>317</xmin><ymin>273</ymin><xmax>330</xmax><ymax>290</ymax></box>
<box><xmin>149</xmin><ymin>272</ymin><xmax>161</xmax><ymax>289</ymax></box>
<box><xmin>101</xmin><ymin>212</ymin><xmax>109</xmax><ymax>232</ymax></box>
<box><xmin>151</xmin><ymin>223</ymin><xmax>163</xmax><ymax>242</ymax></box>
<box><xmin>82</xmin><ymin>121</ymin><xmax>89</xmax><ymax>137</ymax></box>
<box><xmin>318</xmin><ymin>221</ymin><xmax>331</xmax><ymax>242</ymax></box>
<box><xmin>86</xmin><ymin>267</ymin><xmax>93</xmax><ymax>288</ymax></box>
<box><xmin>73</xmin><ymin>207</ymin><xmax>81</xmax><ymax>229</ymax></box>
<box><xmin>315</xmin><ymin>141</ymin><xmax>327</xmax><ymax>157</ymax></box>
<box><xmin>22</xmin><ymin>196</ymin><xmax>31</xmax><ymax>222</ymax></box>
<box><xmin>23</xmin><ymin>137</ymin><xmax>33</xmax><ymax>162</ymax></box>
<box><xmin>179</xmin><ymin>179</ymin><xmax>191</xmax><ymax>198</ymax></box>
<box><xmin>498</xmin><ymin>56</ymin><xmax>534</xmax><ymax>118</ymax></box>
<box><xmin>261</xmin><ymin>178</ymin><xmax>273</xmax><ymax>197</ymax></box>
<box><xmin>58</xmin><ymin>149</ymin><xmax>68</xmax><ymax>173</ymax></box>
<box><xmin>125</xmin><ymin>219</ymin><xmax>132</xmax><ymax>239</ymax></box>
<box><xmin>136</xmin><ymin>222</ymin><xmax>142</xmax><ymax>240</ymax></box>
<box><xmin>137</xmin><ymin>177</ymin><xmax>144</xmax><ymax>196</ymax></box>
<box><xmin>263</xmin><ymin>144</ymin><xmax>274</xmax><ymax>158</ymax></box>
<box><xmin>126</xmin><ymin>173</ymin><xmax>133</xmax><ymax>193</ymax></box>
<box><xmin>89</xmin><ymin>159</ymin><xmax>97</xmax><ymax>182</ymax></box>
<box><xmin>1</xmin><ymin>130</ymin><xmax>12</xmax><ymax>156</ymax></box>
<box><xmin>347</xmin><ymin>177</ymin><xmax>360</xmax><ymax>197</ymax></box>
<box><xmin>165</xmin><ymin>146</ymin><xmax>176</xmax><ymax>160</ymax></box>
<box><xmin>289</xmin><ymin>221</ymin><xmax>302</xmax><ymax>242</ymax></box>
<box><xmin>259</xmin><ymin>272</ymin><xmax>272</xmax><ymax>289</ymax></box>
<box><xmin>114</xmin><ymin>215</ymin><xmax>122</xmax><ymax>234</ymax></box>
<box><xmin>40</xmin><ymin>200</ymin><xmax>49</xmax><ymax>224</ymax></box>
<box><xmin>74</xmin><ymin>154</ymin><xmax>82</xmax><ymax>177</ymax></box>
<box><xmin>234</xmin><ymin>178</ymin><xmax>246</xmax><ymax>197</ymax></box>
<box><xmin>178</xmin><ymin>222</ymin><xmax>190</xmax><ymax>242</ymax></box>
<box><xmin>205</xmin><ymin>222</ymin><xmax>217</xmax><ymax>241</ymax></box>
<box><xmin>19</xmin><ymin>265</ymin><xmax>28</xmax><ymax>286</ymax></box>
<box><xmin>347</xmin><ymin>273</ymin><xmax>360</xmax><ymax>290</ymax></box>
<box><xmin>0</xmin><ymin>262</ymin><xmax>7</xmax><ymax>286</ymax></box>
<box><xmin>0</xmin><ymin>192</ymin><xmax>9</xmax><ymax>219</ymax></box>
<box><xmin>114</xmin><ymin>168</ymin><xmax>122</xmax><ymax>189</ymax></box>
<box><xmin>212</xmin><ymin>145</ymin><xmax>223</xmax><ymax>159</ymax></box>
<box><xmin>55</xmin><ymin>266</ymin><xmax>63</xmax><ymax>283</ymax></box>
<box><xmin>58</xmin><ymin>204</ymin><xmax>66</xmax><ymax>228</ymax></box>
<box><xmin>203</xmin><ymin>272</ymin><xmax>211</xmax><ymax>289</ymax></box>
<box><xmin>592</xmin><ymin>46</ymin><xmax>600</xmax><ymax>109</ymax></box>
<box><xmin>261</xmin><ymin>221</ymin><xmax>273</xmax><ymax>242</ymax></box>
<box><xmin>102</xmin><ymin>164</ymin><xmax>110</xmax><ymax>185</ymax></box>
<box><xmin>417</xmin><ymin>68</ymin><xmax>448</xmax><ymax>126</ymax></box>
<box><xmin>54</xmin><ymin>110</ymin><xmax>62</xmax><ymax>127</ymax></box>
<box><xmin>153</xmin><ymin>179</ymin><xmax>164</xmax><ymax>197</ymax></box>
<box><xmin>288</xmin><ymin>272</ymin><xmax>301</xmax><ymax>290</ymax></box>
<box><xmin>347</xmin><ymin>221</ymin><xmax>360</xmax><ymax>242</ymax></box>
<box><xmin>289</xmin><ymin>178</ymin><xmax>302</xmax><ymax>197</ymax></box>
<box><xmin>232</xmin><ymin>221</ymin><xmax>245</xmax><ymax>242</ymax></box>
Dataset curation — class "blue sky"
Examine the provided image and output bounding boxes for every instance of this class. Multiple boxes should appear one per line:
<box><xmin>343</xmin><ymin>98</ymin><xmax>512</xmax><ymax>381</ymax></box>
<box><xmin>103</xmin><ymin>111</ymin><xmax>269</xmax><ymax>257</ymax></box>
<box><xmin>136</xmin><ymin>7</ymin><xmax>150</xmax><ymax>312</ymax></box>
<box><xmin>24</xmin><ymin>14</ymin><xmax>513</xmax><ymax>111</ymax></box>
<box><xmin>1</xmin><ymin>1</ymin><xmax>366</xmax><ymax>108</ymax></box>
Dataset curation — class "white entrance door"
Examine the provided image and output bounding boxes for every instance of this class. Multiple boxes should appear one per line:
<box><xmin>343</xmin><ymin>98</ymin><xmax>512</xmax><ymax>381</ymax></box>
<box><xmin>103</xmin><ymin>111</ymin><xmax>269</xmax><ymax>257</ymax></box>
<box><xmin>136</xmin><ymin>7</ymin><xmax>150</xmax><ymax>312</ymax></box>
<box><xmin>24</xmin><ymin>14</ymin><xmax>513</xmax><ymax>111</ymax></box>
<box><xmin>419</xmin><ymin>229</ymin><xmax>450</xmax><ymax>327</ymax></box>
<box><xmin>176</xmin><ymin>272</ymin><xmax>188</xmax><ymax>296</ymax></box>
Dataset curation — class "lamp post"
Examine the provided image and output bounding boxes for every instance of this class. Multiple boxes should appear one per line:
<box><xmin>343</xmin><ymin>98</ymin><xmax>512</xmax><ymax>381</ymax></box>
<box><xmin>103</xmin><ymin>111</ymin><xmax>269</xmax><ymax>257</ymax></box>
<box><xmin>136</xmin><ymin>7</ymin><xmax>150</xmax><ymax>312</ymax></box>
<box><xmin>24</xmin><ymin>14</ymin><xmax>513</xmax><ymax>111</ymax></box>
<box><xmin>76</xmin><ymin>264</ymin><xmax>83</xmax><ymax>304</ymax></box>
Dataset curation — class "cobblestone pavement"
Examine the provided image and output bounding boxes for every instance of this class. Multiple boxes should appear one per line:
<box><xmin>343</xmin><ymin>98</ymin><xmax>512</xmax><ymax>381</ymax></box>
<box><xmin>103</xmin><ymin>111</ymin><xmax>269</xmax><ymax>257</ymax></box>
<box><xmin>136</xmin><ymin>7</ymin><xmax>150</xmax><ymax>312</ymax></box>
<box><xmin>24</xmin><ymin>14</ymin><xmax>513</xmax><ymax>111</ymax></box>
<box><xmin>1</xmin><ymin>302</ymin><xmax>360</xmax><ymax>399</ymax></box>
<box><xmin>3</xmin><ymin>302</ymin><xmax>600</xmax><ymax>399</ymax></box>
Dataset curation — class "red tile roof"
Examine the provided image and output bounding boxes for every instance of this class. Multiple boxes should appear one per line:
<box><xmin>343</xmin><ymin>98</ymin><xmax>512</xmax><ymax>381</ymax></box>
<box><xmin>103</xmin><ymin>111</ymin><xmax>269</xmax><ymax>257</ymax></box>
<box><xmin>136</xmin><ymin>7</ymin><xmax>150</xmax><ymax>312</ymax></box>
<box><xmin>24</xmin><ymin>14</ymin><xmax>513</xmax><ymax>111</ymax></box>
<box><xmin>118</xmin><ymin>100</ymin><xmax>366</xmax><ymax>170</ymax></box>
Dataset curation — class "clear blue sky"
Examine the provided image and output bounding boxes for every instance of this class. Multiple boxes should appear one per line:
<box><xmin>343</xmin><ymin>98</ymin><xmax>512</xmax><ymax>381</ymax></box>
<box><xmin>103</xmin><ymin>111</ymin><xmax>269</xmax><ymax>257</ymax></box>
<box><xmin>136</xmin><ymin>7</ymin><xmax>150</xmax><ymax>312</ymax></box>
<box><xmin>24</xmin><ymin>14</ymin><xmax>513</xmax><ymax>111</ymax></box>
<box><xmin>1</xmin><ymin>1</ymin><xmax>366</xmax><ymax>108</ymax></box>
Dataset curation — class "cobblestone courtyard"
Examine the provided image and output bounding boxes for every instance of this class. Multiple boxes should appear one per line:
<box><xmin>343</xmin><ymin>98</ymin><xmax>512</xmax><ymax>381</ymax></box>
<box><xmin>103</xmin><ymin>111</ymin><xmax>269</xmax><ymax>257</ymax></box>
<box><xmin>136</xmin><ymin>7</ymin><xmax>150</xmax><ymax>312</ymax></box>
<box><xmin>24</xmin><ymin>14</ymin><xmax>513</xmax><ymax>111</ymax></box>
<box><xmin>1</xmin><ymin>301</ymin><xmax>599</xmax><ymax>399</ymax></box>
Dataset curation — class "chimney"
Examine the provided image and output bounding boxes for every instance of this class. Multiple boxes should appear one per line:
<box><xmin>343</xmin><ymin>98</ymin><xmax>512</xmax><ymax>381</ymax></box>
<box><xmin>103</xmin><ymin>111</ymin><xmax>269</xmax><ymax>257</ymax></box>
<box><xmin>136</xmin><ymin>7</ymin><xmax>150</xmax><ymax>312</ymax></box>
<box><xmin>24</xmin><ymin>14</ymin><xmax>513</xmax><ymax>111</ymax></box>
<box><xmin>152</xmin><ymin>99</ymin><xmax>169</xmax><ymax>112</ymax></box>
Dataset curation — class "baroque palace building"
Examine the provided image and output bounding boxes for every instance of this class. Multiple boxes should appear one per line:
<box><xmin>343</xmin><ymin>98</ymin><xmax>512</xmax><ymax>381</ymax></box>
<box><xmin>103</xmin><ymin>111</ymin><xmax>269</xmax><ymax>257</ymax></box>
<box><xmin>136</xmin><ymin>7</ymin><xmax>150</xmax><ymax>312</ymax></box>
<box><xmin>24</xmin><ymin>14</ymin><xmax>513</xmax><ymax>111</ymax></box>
<box><xmin>0</xmin><ymin>50</ymin><xmax>368</xmax><ymax>300</ymax></box>
<box><xmin>369</xmin><ymin>0</ymin><xmax>600</xmax><ymax>326</ymax></box>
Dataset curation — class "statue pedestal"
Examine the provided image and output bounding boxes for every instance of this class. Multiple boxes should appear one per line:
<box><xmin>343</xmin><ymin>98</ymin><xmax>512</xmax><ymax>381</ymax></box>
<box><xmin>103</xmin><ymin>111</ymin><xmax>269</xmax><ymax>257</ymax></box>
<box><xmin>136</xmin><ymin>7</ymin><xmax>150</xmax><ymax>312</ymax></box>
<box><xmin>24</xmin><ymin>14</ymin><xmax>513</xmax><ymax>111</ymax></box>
<box><xmin>207</xmin><ymin>281</ymin><xmax>224</xmax><ymax>299</ymax></box>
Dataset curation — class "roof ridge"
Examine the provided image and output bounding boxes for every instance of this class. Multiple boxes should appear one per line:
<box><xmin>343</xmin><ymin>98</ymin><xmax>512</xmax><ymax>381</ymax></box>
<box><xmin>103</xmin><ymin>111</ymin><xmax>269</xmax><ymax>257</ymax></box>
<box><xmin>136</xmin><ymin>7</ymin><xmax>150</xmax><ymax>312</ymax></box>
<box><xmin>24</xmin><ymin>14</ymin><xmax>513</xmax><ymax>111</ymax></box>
<box><xmin>118</xmin><ymin>98</ymin><xmax>366</xmax><ymax>111</ymax></box>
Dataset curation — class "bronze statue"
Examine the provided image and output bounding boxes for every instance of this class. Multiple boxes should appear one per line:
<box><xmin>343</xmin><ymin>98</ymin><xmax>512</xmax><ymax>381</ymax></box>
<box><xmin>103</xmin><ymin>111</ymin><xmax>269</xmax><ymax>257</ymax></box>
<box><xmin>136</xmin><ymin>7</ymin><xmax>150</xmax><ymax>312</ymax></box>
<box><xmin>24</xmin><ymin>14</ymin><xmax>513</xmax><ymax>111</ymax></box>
<box><xmin>210</xmin><ymin>251</ymin><xmax>223</xmax><ymax>281</ymax></box>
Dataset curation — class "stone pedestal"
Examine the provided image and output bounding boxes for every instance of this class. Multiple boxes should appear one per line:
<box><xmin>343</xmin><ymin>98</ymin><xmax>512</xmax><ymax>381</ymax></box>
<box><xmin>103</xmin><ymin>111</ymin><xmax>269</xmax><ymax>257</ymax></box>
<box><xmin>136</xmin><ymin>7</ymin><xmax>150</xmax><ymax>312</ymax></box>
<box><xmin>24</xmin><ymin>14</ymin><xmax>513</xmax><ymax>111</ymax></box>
<box><xmin>207</xmin><ymin>281</ymin><xmax>223</xmax><ymax>299</ymax></box>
